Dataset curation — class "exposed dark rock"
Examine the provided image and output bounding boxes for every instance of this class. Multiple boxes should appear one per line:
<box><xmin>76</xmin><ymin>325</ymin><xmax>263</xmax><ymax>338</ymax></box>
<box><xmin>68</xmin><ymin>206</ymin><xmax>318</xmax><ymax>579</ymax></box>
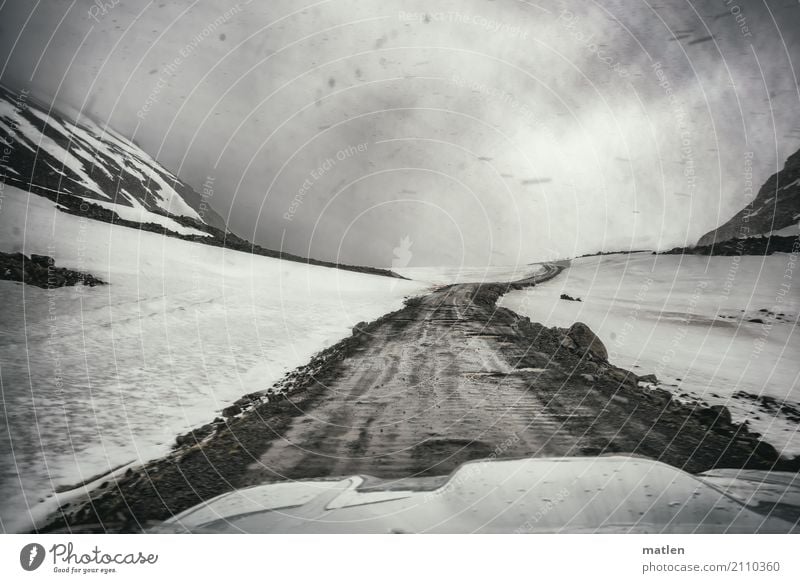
<box><xmin>646</xmin><ymin>388</ymin><xmax>673</xmax><ymax>405</ymax></box>
<box><xmin>30</xmin><ymin>254</ymin><xmax>54</xmax><ymax>267</ymax></box>
<box><xmin>606</xmin><ymin>366</ymin><xmax>638</xmax><ymax>388</ymax></box>
<box><xmin>0</xmin><ymin>252</ymin><xmax>105</xmax><ymax>289</ymax></box>
<box><xmin>232</xmin><ymin>393</ymin><xmax>263</xmax><ymax>409</ymax></box>
<box><xmin>698</xmin><ymin>405</ymin><xmax>732</xmax><ymax>426</ymax></box>
<box><xmin>662</xmin><ymin>235</ymin><xmax>798</xmax><ymax>257</ymax></box>
<box><xmin>560</xmin><ymin>293</ymin><xmax>582</xmax><ymax>302</ymax></box>
<box><xmin>221</xmin><ymin>404</ymin><xmax>242</xmax><ymax>418</ymax></box>
<box><xmin>733</xmin><ymin>391</ymin><xmax>800</xmax><ymax>424</ymax></box>
<box><xmin>175</xmin><ymin>424</ymin><xmax>215</xmax><ymax>447</ymax></box>
<box><xmin>566</xmin><ymin>322</ymin><xmax>609</xmax><ymax>361</ymax></box>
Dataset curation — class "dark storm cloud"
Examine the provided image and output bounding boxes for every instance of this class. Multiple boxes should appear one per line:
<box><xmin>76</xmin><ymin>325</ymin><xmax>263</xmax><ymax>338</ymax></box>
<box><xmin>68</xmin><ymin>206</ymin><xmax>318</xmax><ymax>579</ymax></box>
<box><xmin>1</xmin><ymin>0</ymin><xmax>799</xmax><ymax>267</ymax></box>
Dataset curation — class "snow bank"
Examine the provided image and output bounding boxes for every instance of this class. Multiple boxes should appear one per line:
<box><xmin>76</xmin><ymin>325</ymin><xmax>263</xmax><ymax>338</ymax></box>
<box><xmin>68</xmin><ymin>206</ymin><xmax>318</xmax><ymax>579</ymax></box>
<box><xmin>0</xmin><ymin>186</ymin><xmax>425</xmax><ymax>532</ymax></box>
<box><xmin>90</xmin><ymin>196</ymin><xmax>211</xmax><ymax>237</ymax></box>
<box><xmin>500</xmin><ymin>252</ymin><xmax>800</xmax><ymax>457</ymax></box>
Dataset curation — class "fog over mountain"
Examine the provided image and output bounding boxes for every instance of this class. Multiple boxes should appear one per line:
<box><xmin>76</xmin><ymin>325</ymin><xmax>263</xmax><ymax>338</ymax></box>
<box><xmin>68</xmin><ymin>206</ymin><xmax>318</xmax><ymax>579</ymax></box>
<box><xmin>2</xmin><ymin>0</ymin><xmax>799</xmax><ymax>267</ymax></box>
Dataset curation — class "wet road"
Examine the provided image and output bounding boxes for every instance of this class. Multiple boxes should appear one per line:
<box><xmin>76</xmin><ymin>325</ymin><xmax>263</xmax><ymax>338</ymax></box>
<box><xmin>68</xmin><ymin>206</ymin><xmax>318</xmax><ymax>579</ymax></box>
<box><xmin>245</xmin><ymin>264</ymin><xmax>599</xmax><ymax>481</ymax></box>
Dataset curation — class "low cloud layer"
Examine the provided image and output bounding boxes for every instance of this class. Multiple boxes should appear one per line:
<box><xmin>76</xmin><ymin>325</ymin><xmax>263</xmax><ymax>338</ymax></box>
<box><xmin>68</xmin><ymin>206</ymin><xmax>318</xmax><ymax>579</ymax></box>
<box><xmin>2</xmin><ymin>0</ymin><xmax>799</xmax><ymax>266</ymax></box>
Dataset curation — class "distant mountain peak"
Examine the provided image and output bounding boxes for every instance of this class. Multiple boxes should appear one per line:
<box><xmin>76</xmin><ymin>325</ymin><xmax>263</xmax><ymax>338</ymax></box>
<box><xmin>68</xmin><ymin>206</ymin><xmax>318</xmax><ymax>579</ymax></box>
<box><xmin>697</xmin><ymin>147</ymin><xmax>800</xmax><ymax>247</ymax></box>
<box><xmin>0</xmin><ymin>84</ymin><xmax>227</xmax><ymax>231</ymax></box>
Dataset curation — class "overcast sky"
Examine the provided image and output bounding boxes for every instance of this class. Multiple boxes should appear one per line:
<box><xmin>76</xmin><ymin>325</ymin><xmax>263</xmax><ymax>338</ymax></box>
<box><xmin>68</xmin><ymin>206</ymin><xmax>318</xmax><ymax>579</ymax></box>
<box><xmin>2</xmin><ymin>0</ymin><xmax>799</xmax><ymax>267</ymax></box>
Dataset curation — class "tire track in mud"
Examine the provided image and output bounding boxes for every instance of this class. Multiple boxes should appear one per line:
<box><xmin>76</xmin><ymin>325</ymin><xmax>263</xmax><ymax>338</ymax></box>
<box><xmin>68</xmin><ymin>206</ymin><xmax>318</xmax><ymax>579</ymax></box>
<box><xmin>243</xmin><ymin>265</ymin><xmax>578</xmax><ymax>483</ymax></box>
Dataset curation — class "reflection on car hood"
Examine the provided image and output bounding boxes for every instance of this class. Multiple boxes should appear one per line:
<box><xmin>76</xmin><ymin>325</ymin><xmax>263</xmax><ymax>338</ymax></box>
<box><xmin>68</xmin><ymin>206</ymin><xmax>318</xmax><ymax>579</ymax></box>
<box><xmin>151</xmin><ymin>456</ymin><xmax>800</xmax><ymax>533</ymax></box>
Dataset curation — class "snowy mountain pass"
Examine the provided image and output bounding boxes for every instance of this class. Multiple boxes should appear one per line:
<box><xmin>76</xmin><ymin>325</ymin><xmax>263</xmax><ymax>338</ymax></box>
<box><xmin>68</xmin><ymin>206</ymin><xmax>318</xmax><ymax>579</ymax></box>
<box><xmin>39</xmin><ymin>261</ymin><xmax>794</xmax><ymax>533</ymax></box>
<box><xmin>499</xmin><ymin>252</ymin><xmax>800</xmax><ymax>456</ymax></box>
<box><xmin>0</xmin><ymin>185</ymin><xmax>427</xmax><ymax>533</ymax></box>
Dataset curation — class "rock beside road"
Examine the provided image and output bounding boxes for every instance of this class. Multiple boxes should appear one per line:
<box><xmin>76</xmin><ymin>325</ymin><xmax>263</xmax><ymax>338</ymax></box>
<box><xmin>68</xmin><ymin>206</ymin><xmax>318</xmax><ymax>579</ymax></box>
<box><xmin>560</xmin><ymin>321</ymin><xmax>609</xmax><ymax>361</ymax></box>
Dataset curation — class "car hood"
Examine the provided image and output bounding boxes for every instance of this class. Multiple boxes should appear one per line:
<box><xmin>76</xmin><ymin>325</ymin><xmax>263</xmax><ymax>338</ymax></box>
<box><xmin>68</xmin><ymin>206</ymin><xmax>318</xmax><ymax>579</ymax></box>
<box><xmin>151</xmin><ymin>455</ymin><xmax>800</xmax><ymax>533</ymax></box>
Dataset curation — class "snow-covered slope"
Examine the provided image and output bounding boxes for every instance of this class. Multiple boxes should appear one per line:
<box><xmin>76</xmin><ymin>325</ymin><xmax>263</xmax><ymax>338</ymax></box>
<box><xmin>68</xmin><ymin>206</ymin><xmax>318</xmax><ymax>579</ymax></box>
<box><xmin>697</xmin><ymin>148</ymin><xmax>800</xmax><ymax>246</ymax></box>
<box><xmin>500</xmin><ymin>252</ymin><xmax>800</xmax><ymax>457</ymax></box>
<box><xmin>0</xmin><ymin>84</ymin><xmax>407</xmax><ymax>278</ymax></box>
<box><xmin>0</xmin><ymin>185</ymin><xmax>426</xmax><ymax>533</ymax></box>
<box><xmin>0</xmin><ymin>84</ymin><xmax>227</xmax><ymax>231</ymax></box>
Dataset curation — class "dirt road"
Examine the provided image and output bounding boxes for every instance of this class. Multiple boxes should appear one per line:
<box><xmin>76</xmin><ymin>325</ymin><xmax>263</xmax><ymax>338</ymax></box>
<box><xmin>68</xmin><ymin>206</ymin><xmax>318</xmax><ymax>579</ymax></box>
<box><xmin>42</xmin><ymin>264</ymin><xmax>798</xmax><ymax>532</ymax></box>
<box><xmin>246</xmin><ymin>264</ymin><xmax>580</xmax><ymax>483</ymax></box>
